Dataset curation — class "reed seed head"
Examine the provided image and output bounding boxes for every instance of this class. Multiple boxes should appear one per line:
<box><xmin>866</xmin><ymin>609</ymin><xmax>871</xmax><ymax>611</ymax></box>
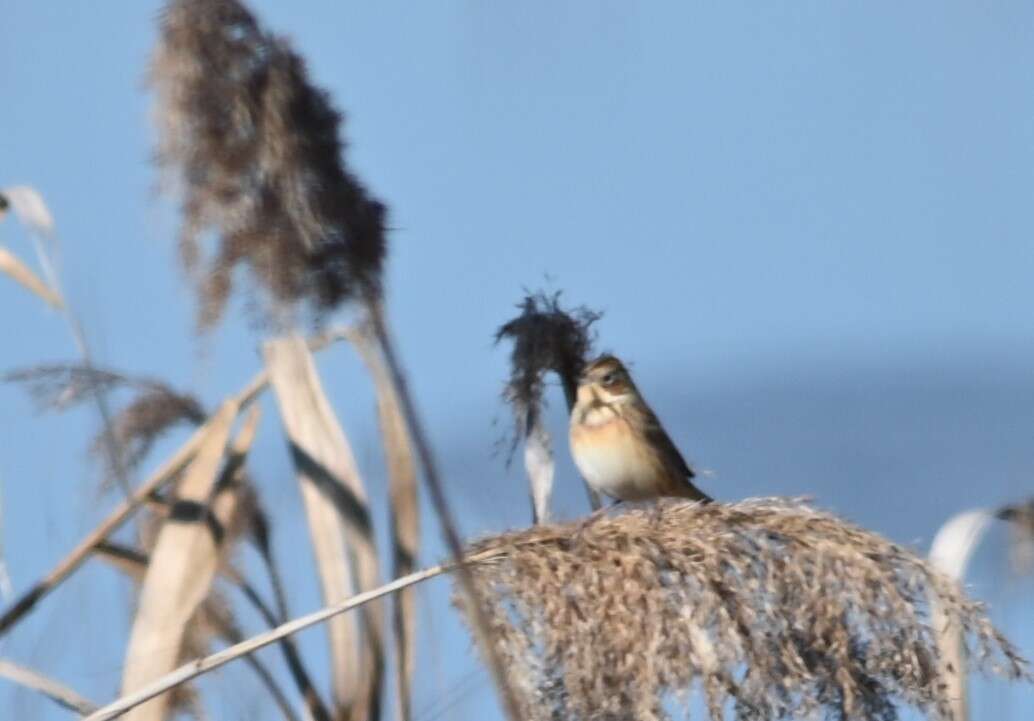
<box><xmin>4</xmin><ymin>363</ymin><xmax>204</xmax><ymax>482</ymax></box>
<box><xmin>153</xmin><ymin>0</ymin><xmax>387</xmax><ymax>330</ymax></box>
<box><xmin>5</xmin><ymin>364</ymin><xmax>128</xmax><ymax>411</ymax></box>
<box><xmin>496</xmin><ymin>291</ymin><xmax>601</xmax><ymax>458</ymax></box>
<box><xmin>93</xmin><ymin>387</ymin><xmax>206</xmax><ymax>481</ymax></box>
<box><xmin>456</xmin><ymin>499</ymin><xmax>1029</xmax><ymax>721</ymax></box>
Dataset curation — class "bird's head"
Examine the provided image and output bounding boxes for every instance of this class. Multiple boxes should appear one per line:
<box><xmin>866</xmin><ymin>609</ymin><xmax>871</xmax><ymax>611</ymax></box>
<box><xmin>577</xmin><ymin>354</ymin><xmax>637</xmax><ymax>404</ymax></box>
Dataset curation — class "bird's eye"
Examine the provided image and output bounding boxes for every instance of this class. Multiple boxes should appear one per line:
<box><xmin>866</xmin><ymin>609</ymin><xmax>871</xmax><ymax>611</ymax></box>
<box><xmin>601</xmin><ymin>371</ymin><xmax>618</xmax><ymax>386</ymax></box>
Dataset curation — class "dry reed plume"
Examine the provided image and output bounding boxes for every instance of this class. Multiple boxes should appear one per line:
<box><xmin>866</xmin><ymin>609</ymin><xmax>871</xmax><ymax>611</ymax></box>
<box><xmin>98</xmin><ymin>388</ymin><xmax>205</xmax><ymax>474</ymax></box>
<box><xmin>457</xmin><ymin>498</ymin><xmax>1029</xmax><ymax>721</ymax></box>
<box><xmin>152</xmin><ymin>0</ymin><xmax>386</xmax><ymax>329</ymax></box>
<box><xmin>496</xmin><ymin>291</ymin><xmax>601</xmax><ymax>425</ymax></box>
<box><xmin>496</xmin><ymin>291</ymin><xmax>602</xmax><ymax>521</ymax></box>
<box><xmin>6</xmin><ymin>364</ymin><xmax>141</xmax><ymax>411</ymax></box>
<box><xmin>5</xmin><ymin>363</ymin><xmax>206</xmax><ymax>480</ymax></box>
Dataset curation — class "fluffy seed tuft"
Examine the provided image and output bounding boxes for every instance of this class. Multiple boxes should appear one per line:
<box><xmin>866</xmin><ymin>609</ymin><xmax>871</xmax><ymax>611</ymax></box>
<box><xmin>456</xmin><ymin>499</ymin><xmax>1029</xmax><ymax>721</ymax></box>
<box><xmin>495</xmin><ymin>291</ymin><xmax>601</xmax><ymax>455</ymax></box>
<box><xmin>152</xmin><ymin>0</ymin><xmax>387</xmax><ymax>330</ymax></box>
<box><xmin>4</xmin><ymin>363</ymin><xmax>205</xmax><ymax>483</ymax></box>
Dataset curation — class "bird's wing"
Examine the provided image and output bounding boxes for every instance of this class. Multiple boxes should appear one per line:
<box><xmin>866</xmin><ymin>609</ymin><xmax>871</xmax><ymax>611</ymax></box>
<box><xmin>640</xmin><ymin>407</ymin><xmax>695</xmax><ymax>479</ymax></box>
<box><xmin>641</xmin><ymin>406</ymin><xmax>713</xmax><ymax>502</ymax></box>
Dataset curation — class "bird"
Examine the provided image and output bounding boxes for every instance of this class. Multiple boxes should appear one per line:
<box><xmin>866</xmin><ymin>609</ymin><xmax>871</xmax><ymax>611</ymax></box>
<box><xmin>569</xmin><ymin>354</ymin><xmax>712</xmax><ymax>506</ymax></box>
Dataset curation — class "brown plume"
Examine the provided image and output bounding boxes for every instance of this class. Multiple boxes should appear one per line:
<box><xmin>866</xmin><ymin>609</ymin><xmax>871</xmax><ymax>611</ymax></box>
<box><xmin>152</xmin><ymin>0</ymin><xmax>387</xmax><ymax>330</ymax></box>
<box><xmin>5</xmin><ymin>363</ymin><xmax>204</xmax><ymax>481</ymax></box>
<box><xmin>496</xmin><ymin>291</ymin><xmax>601</xmax><ymax>422</ymax></box>
<box><xmin>495</xmin><ymin>291</ymin><xmax>603</xmax><ymax>520</ymax></box>
<box><xmin>457</xmin><ymin>499</ymin><xmax>1029</xmax><ymax>721</ymax></box>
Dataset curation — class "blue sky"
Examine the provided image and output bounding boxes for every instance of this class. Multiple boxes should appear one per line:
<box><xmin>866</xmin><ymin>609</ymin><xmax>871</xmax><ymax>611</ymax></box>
<box><xmin>2</xmin><ymin>2</ymin><xmax>1033</xmax><ymax>719</ymax></box>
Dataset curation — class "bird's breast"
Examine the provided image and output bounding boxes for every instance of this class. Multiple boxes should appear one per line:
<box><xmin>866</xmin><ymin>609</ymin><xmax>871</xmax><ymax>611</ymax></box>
<box><xmin>569</xmin><ymin>417</ymin><xmax>664</xmax><ymax>501</ymax></box>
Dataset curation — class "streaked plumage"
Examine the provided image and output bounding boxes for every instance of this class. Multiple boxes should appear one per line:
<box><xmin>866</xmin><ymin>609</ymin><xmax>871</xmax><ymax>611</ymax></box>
<box><xmin>569</xmin><ymin>355</ymin><xmax>711</xmax><ymax>503</ymax></box>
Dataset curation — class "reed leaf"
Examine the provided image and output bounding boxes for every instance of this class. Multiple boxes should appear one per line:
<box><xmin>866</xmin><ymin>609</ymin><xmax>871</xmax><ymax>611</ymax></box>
<box><xmin>265</xmin><ymin>334</ymin><xmax>383</xmax><ymax>721</ymax></box>
<box><xmin>95</xmin><ymin>541</ymin><xmax>300</xmax><ymax>721</ymax></box>
<box><xmin>119</xmin><ymin>400</ymin><xmax>241</xmax><ymax>720</ymax></box>
<box><xmin>366</xmin><ymin>302</ymin><xmax>523</xmax><ymax>721</ymax></box>
<box><xmin>0</xmin><ymin>247</ymin><xmax>62</xmax><ymax>308</ymax></box>
<box><xmin>247</xmin><ymin>503</ymin><xmax>333</xmax><ymax>721</ymax></box>
<box><xmin>0</xmin><ymin>659</ymin><xmax>97</xmax><ymax>715</ymax></box>
<box><xmin>97</xmin><ymin>528</ymin><xmax>326</xmax><ymax>721</ymax></box>
<box><xmin>204</xmin><ymin>599</ymin><xmax>302</xmax><ymax>721</ymax></box>
<box><xmin>84</xmin><ymin>560</ymin><xmax>456</xmax><ymax>721</ymax></box>
<box><xmin>348</xmin><ymin>326</ymin><xmax>420</xmax><ymax>721</ymax></box>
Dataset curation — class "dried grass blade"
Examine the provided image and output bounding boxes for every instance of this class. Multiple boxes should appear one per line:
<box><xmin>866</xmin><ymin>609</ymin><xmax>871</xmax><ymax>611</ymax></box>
<box><xmin>0</xmin><ymin>659</ymin><xmax>97</xmax><ymax>715</ymax></box>
<box><xmin>202</xmin><ymin>591</ymin><xmax>302</xmax><ymax>721</ymax></box>
<box><xmin>83</xmin><ymin>559</ymin><xmax>466</xmax><ymax>721</ymax></box>
<box><xmin>232</xmin><ymin>571</ymin><xmax>332</xmax><ymax>721</ymax></box>
<box><xmin>0</xmin><ymin>247</ymin><xmax>63</xmax><ymax>308</ymax></box>
<box><xmin>85</xmin><ymin>541</ymin><xmax>588</xmax><ymax>721</ymax></box>
<box><xmin>349</xmin><ymin>328</ymin><xmax>419</xmax><ymax>721</ymax></box>
<box><xmin>94</xmin><ymin>541</ymin><xmax>149</xmax><ymax>581</ymax></box>
<box><xmin>248</xmin><ymin>507</ymin><xmax>333</xmax><ymax>721</ymax></box>
<box><xmin>95</xmin><ymin>538</ymin><xmax>301</xmax><ymax>721</ymax></box>
<box><xmin>98</xmin><ymin>535</ymin><xmax>324</xmax><ymax>721</ymax></box>
<box><xmin>367</xmin><ymin>305</ymin><xmax>522</xmax><ymax>721</ymax></box>
<box><xmin>119</xmin><ymin>399</ymin><xmax>239</xmax><ymax>720</ymax></box>
<box><xmin>265</xmin><ymin>335</ymin><xmax>383</xmax><ymax>721</ymax></box>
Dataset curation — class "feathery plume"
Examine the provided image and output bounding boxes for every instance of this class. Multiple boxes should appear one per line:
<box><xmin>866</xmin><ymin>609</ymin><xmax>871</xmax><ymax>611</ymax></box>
<box><xmin>456</xmin><ymin>499</ymin><xmax>1030</xmax><ymax>721</ymax></box>
<box><xmin>495</xmin><ymin>291</ymin><xmax>602</xmax><ymax>520</ymax></box>
<box><xmin>151</xmin><ymin>0</ymin><xmax>386</xmax><ymax>330</ymax></box>
<box><xmin>496</xmin><ymin>291</ymin><xmax>601</xmax><ymax>418</ymax></box>
<box><xmin>93</xmin><ymin>388</ymin><xmax>206</xmax><ymax>480</ymax></box>
<box><xmin>5</xmin><ymin>364</ymin><xmax>130</xmax><ymax>411</ymax></box>
<box><xmin>4</xmin><ymin>363</ymin><xmax>205</xmax><ymax>480</ymax></box>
